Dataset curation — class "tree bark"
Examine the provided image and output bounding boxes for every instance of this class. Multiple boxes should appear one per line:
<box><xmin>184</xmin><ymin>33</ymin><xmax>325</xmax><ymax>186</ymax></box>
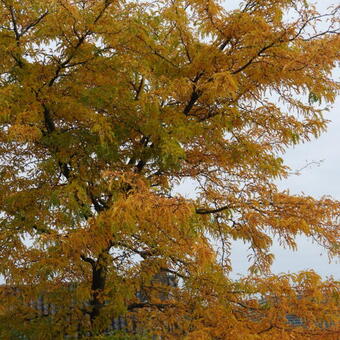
<box><xmin>89</xmin><ymin>252</ymin><xmax>108</xmax><ymax>326</ymax></box>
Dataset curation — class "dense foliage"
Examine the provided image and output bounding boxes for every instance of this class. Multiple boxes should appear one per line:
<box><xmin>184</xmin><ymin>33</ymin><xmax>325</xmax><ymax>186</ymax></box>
<box><xmin>0</xmin><ymin>0</ymin><xmax>339</xmax><ymax>338</ymax></box>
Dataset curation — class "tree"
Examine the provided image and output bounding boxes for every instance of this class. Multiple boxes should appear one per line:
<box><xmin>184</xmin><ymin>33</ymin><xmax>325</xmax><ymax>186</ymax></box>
<box><xmin>0</xmin><ymin>0</ymin><xmax>339</xmax><ymax>338</ymax></box>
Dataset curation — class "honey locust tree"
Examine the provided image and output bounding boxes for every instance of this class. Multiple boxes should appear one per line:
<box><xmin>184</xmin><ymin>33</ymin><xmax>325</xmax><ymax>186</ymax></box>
<box><xmin>0</xmin><ymin>0</ymin><xmax>339</xmax><ymax>339</ymax></box>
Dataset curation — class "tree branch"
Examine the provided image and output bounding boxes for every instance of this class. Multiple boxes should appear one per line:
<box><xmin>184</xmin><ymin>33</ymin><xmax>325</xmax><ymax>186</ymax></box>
<box><xmin>196</xmin><ymin>205</ymin><xmax>230</xmax><ymax>215</ymax></box>
<box><xmin>80</xmin><ymin>255</ymin><xmax>96</xmax><ymax>267</ymax></box>
<box><xmin>21</xmin><ymin>10</ymin><xmax>49</xmax><ymax>36</ymax></box>
<box><xmin>127</xmin><ymin>302</ymin><xmax>175</xmax><ymax>311</ymax></box>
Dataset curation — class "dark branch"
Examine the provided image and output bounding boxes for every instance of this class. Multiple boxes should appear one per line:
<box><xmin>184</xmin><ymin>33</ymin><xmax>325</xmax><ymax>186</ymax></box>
<box><xmin>42</xmin><ymin>104</ymin><xmax>56</xmax><ymax>133</ymax></box>
<box><xmin>183</xmin><ymin>89</ymin><xmax>201</xmax><ymax>115</ymax></box>
<box><xmin>8</xmin><ymin>5</ymin><xmax>20</xmax><ymax>41</ymax></box>
<box><xmin>135</xmin><ymin>76</ymin><xmax>144</xmax><ymax>100</ymax></box>
<box><xmin>127</xmin><ymin>302</ymin><xmax>175</xmax><ymax>311</ymax></box>
<box><xmin>80</xmin><ymin>255</ymin><xmax>96</xmax><ymax>267</ymax></box>
<box><xmin>21</xmin><ymin>10</ymin><xmax>49</xmax><ymax>36</ymax></box>
<box><xmin>231</xmin><ymin>41</ymin><xmax>277</xmax><ymax>75</ymax></box>
<box><xmin>195</xmin><ymin>205</ymin><xmax>230</xmax><ymax>215</ymax></box>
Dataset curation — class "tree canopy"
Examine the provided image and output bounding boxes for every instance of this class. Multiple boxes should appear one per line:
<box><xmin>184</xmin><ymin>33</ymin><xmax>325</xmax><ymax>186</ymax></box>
<box><xmin>0</xmin><ymin>0</ymin><xmax>339</xmax><ymax>339</ymax></box>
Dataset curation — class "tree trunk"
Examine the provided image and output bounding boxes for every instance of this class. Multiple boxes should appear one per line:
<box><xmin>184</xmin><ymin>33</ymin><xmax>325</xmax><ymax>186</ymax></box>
<box><xmin>89</xmin><ymin>253</ymin><xmax>108</xmax><ymax>327</ymax></box>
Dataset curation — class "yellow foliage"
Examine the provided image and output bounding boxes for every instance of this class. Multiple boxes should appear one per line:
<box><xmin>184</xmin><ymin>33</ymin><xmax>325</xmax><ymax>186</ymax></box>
<box><xmin>0</xmin><ymin>0</ymin><xmax>339</xmax><ymax>338</ymax></box>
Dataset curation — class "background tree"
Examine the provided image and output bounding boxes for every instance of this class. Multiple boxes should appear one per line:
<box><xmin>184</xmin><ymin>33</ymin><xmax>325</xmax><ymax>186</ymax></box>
<box><xmin>0</xmin><ymin>0</ymin><xmax>339</xmax><ymax>338</ymax></box>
